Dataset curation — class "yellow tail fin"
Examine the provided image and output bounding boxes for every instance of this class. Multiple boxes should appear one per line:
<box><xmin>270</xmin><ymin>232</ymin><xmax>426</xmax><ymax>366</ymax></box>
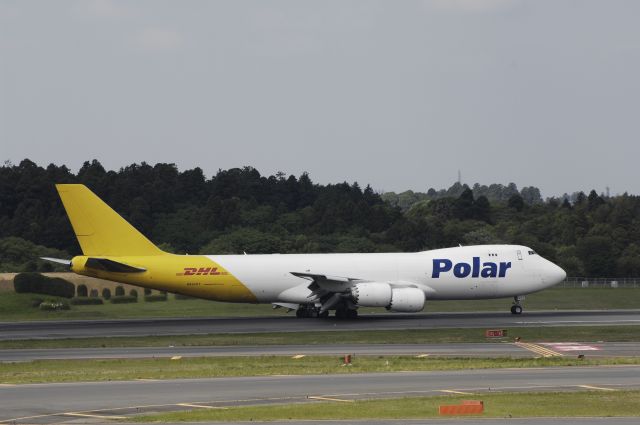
<box><xmin>56</xmin><ymin>184</ymin><xmax>165</xmax><ymax>256</ymax></box>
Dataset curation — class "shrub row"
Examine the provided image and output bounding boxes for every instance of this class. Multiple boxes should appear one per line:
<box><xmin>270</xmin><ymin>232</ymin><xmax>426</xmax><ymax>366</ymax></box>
<box><xmin>70</xmin><ymin>297</ymin><xmax>104</xmax><ymax>305</ymax></box>
<box><xmin>144</xmin><ymin>294</ymin><xmax>168</xmax><ymax>302</ymax></box>
<box><xmin>14</xmin><ymin>273</ymin><xmax>75</xmax><ymax>298</ymax></box>
<box><xmin>110</xmin><ymin>295</ymin><xmax>138</xmax><ymax>304</ymax></box>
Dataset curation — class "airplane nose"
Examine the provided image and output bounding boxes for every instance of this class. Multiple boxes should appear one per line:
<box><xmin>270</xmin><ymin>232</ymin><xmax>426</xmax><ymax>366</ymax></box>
<box><xmin>549</xmin><ymin>262</ymin><xmax>567</xmax><ymax>285</ymax></box>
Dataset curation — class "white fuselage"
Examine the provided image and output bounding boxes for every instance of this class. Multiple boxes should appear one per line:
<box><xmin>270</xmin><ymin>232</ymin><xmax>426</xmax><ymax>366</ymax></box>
<box><xmin>208</xmin><ymin>244</ymin><xmax>566</xmax><ymax>304</ymax></box>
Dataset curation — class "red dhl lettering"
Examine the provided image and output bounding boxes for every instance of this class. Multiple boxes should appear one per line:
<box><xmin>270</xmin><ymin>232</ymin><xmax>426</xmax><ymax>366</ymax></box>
<box><xmin>179</xmin><ymin>267</ymin><xmax>224</xmax><ymax>276</ymax></box>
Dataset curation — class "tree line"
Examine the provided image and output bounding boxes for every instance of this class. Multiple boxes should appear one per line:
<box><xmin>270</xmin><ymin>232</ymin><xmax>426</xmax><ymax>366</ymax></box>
<box><xmin>1</xmin><ymin>159</ymin><xmax>639</xmax><ymax>277</ymax></box>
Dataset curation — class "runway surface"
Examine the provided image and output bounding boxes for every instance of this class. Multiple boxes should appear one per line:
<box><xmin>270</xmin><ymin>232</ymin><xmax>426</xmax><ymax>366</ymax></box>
<box><xmin>1</xmin><ymin>341</ymin><xmax>638</xmax><ymax>362</ymax></box>
<box><xmin>149</xmin><ymin>421</ymin><xmax>640</xmax><ymax>425</ymax></box>
<box><xmin>1</xmin><ymin>366</ymin><xmax>639</xmax><ymax>423</ymax></box>
<box><xmin>2</xmin><ymin>310</ymin><xmax>639</xmax><ymax>340</ymax></box>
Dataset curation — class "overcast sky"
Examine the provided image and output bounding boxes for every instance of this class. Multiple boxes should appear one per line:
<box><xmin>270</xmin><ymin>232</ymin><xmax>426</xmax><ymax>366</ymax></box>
<box><xmin>1</xmin><ymin>0</ymin><xmax>639</xmax><ymax>197</ymax></box>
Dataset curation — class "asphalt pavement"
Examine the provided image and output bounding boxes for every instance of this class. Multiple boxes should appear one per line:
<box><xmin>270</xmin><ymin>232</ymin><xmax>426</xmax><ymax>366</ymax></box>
<box><xmin>1</xmin><ymin>365</ymin><xmax>639</xmax><ymax>424</ymax></box>
<box><xmin>1</xmin><ymin>341</ymin><xmax>638</xmax><ymax>362</ymax></box>
<box><xmin>1</xmin><ymin>310</ymin><xmax>639</xmax><ymax>340</ymax></box>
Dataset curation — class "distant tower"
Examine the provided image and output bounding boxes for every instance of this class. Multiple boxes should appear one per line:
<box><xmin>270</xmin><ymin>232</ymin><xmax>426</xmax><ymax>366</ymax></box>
<box><xmin>457</xmin><ymin>170</ymin><xmax>461</xmax><ymax>185</ymax></box>
<box><xmin>606</xmin><ymin>186</ymin><xmax>610</xmax><ymax>198</ymax></box>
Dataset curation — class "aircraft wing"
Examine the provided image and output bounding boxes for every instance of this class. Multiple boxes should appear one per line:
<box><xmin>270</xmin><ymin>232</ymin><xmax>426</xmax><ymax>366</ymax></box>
<box><xmin>287</xmin><ymin>271</ymin><xmax>436</xmax><ymax>314</ymax></box>
<box><xmin>290</xmin><ymin>271</ymin><xmax>363</xmax><ymax>292</ymax></box>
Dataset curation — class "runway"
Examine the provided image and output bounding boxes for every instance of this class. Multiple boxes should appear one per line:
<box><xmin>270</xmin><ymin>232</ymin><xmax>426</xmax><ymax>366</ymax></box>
<box><xmin>146</xmin><ymin>420</ymin><xmax>640</xmax><ymax>425</ymax></box>
<box><xmin>1</xmin><ymin>341</ymin><xmax>639</xmax><ymax>362</ymax></box>
<box><xmin>2</xmin><ymin>310</ymin><xmax>639</xmax><ymax>340</ymax></box>
<box><xmin>1</xmin><ymin>366</ymin><xmax>639</xmax><ymax>423</ymax></box>
<box><xmin>136</xmin><ymin>420</ymin><xmax>640</xmax><ymax>425</ymax></box>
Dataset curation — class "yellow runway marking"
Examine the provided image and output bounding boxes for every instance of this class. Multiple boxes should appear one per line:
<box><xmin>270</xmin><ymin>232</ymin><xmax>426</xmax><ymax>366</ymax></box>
<box><xmin>440</xmin><ymin>390</ymin><xmax>474</xmax><ymax>395</ymax></box>
<box><xmin>64</xmin><ymin>412</ymin><xmax>128</xmax><ymax>420</ymax></box>
<box><xmin>308</xmin><ymin>396</ymin><xmax>354</xmax><ymax>403</ymax></box>
<box><xmin>177</xmin><ymin>403</ymin><xmax>228</xmax><ymax>409</ymax></box>
<box><xmin>515</xmin><ymin>342</ymin><xmax>563</xmax><ymax>357</ymax></box>
<box><xmin>292</xmin><ymin>354</ymin><xmax>306</xmax><ymax>359</ymax></box>
<box><xmin>579</xmin><ymin>385</ymin><xmax>618</xmax><ymax>391</ymax></box>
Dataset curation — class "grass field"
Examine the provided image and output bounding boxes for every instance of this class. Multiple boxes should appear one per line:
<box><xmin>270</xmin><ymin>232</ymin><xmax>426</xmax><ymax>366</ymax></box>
<box><xmin>133</xmin><ymin>391</ymin><xmax>640</xmax><ymax>421</ymax></box>
<box><xmin>1</xmin><ymin>325</ymin><xmax>639</xmax><ymax>349</ymax></box>
<box><xmin>1</xmin><ymin>356</ymin><xmax>638</xmax><ymax>384</ymax></box>
<box><xmin>0</xmin><ymin>287</ymin><xmax>637</xmax><ymax>322</ymax></box>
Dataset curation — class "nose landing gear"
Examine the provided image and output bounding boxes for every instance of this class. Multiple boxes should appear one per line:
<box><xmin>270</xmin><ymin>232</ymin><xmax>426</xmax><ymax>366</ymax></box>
<box><xmin>510</xmin><ymin>296</ymin><xmax>524</xmax><ymax>314</ymax></box>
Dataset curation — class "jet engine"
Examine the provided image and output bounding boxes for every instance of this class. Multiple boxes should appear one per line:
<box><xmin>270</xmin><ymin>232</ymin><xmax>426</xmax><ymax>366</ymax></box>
<box><xmin>350</xmin><ymin>283</ymin><xmax>425</xmax><ymax>312</ymax></box>
<box><xmin>387</xmin><ymin>287</ymin><xmax>425</xmax><ymax>312</ymax></box>
<box><xmin>350</xmin><ymin>282</ymin><xmax>392</xmax><ymax>307</ymax></box>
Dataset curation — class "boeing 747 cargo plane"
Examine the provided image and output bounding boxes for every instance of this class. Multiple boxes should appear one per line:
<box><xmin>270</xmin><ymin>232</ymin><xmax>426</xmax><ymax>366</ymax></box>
<box><xmin>43</xmin><ymin>184</ymin><xmax>566</xmax><ymax>318</ymax></box>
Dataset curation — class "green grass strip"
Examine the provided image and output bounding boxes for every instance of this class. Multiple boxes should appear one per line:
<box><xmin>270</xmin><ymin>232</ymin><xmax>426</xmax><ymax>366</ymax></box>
<box><xmin>132</xmin><ymin>390</ymin><xmax>640</xmax><ymax>422</ymax></box>
<box><xmin>2</xmin><ymin>355</ymin><xmax>639</xmax><ymax>384</ymax></box>
<box><xmin>1</xmin><ymin>325</ymin><xmax>640</xmax><ymax>349</ymax></box>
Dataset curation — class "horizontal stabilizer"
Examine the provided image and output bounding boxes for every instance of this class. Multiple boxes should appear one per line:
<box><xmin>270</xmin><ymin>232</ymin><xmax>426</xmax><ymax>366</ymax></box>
<box><xmin>85</xmin><ymin>258</ymin><xmax>146</xmax><ymax>273</ymax></box>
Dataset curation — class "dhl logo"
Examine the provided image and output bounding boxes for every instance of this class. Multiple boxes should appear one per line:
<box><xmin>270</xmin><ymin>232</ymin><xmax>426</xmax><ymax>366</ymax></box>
<box><xmin>176</xmin><ymin>267</ymin><xmax>228</xmax><ymax>276</ymax></box>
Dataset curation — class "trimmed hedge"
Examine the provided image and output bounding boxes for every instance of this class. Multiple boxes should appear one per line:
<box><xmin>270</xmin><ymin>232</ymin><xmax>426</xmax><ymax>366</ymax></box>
<box><xmin>175</xmin><ymin>293</ymin><xmax>194</xmax><ymax>300</ymax></box>
<box><xmin>110</xmin><ymin>295</ymin><xmax>138</xmax><ymax>304</ymax></box>
<box><xmin>144</xmin><ymin>294</ymin><xmax>168</xmax><ymax>302</ymax></box>
<box><xmin>101</xmin><ymin>288</ymin><xmax>111</xmax><ymax>300</ymax></box>
<box><xmin>70</xmin><ymin>297</ymin><xmax>104</xmax><ymax>305</ymax></box>
<box><xmin>77</xmin><ymin>284</ymin><xmax>88</xmax><ymax>297</ymax></box>
<box><xmin>13</xmin><ymin>273</ymin><xmax>75</xmax><ymax>298</ymax></box>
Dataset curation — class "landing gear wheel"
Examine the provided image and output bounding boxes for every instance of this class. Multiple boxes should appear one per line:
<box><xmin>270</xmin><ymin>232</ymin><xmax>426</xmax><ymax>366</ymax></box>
<box><xmin>510</xmin><ymin>295</ymin><xmax>524</xmax><ymax>315</ymax></box>
<box><xmin>296</xmin><ymin>304</ymin><xmax>321</xmax><ymax>318</ymax></box>
<box><xmin>319</xmin><ymin>310</ymin><xmax>329</xmax><ymax>319</ymax></box>
<box><xmin>346</xmin><ymin>309</ymin><xmax>358</xmax><ymax>319</ymax></box>
<box><xmin>335</xmin><ymin>308</ymin><xmax>346</xmax><ymax>319</ymax></box>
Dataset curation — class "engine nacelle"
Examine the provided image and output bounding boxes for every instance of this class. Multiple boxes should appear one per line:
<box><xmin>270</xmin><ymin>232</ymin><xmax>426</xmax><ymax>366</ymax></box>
<box><xmin>387</xmin><ymin>287</ymin><xmax>425</xmax><ymax>313</ymax></box>
<box><xmin>350</xmin><ymin>282</ymin><xmax>392</xmax><ymax>307</ymax></box>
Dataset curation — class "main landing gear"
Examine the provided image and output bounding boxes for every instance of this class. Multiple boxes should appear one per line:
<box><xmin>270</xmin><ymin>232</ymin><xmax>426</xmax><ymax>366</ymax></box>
<box><xmin>295</xmin><ymin>304</ymin><xmax>357</xmax><ymax>319</ymax></box>
<box><xmin>510</xmin><ymin>295</ymin><xmax>524</xmax><ymax>315</ymax></box>
<box><xmin>295</xmin><ymin>305</ymin><xmax>329</xmax><ymax>318</ymax></box>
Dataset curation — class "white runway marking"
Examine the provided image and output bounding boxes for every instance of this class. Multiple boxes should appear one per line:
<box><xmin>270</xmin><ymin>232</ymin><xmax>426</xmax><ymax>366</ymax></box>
<box><xmin>578</xmin><ymin>385</ymin><xmax>617</xmax><ymax>391</ymax></box>
<box><xmin>440</xmin><ymin>389</ymin><xmax>474</xmax><ymax>395</ymax></box>
<box><xmin>543</xmin><ymin>343</ymin><xmax>601</xmax><ymax>351</ymax></box>
<box><xmin>308</xmin><ymin>396</ymin><xmax>354</xmax><ymax>403</ymax></box>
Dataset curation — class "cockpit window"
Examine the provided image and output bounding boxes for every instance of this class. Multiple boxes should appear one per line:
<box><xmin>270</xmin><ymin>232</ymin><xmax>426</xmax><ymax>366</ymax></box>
<box><xmin>528</xmin><ymin>250</ymin><xmax>536</xmax><ymax>255</ymax></box>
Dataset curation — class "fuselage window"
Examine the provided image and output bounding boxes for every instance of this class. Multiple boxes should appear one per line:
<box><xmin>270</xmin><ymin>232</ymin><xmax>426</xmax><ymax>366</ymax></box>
<box><xmin>528</xmin><ymin>250</ymin><xmax>536</xmax><ymax>255</ymax></box>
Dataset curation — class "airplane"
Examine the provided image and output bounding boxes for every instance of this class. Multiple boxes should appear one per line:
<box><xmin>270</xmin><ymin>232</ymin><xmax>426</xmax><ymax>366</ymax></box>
<box><xmin>43</xmin><ymin>184</ymin><xmax>567</xmax><ymax>318</ymax></box>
